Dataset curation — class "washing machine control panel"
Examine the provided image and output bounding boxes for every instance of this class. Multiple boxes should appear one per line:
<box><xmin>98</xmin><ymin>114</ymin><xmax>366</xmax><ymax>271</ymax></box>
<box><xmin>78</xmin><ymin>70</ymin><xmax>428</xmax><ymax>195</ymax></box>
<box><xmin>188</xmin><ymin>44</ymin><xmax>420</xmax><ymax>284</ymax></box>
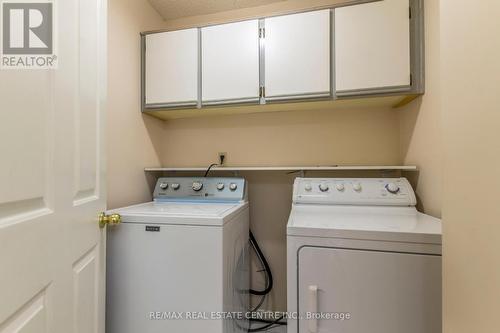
<box><xmin>293</xmin><ymin>178</ymin><xmax>416</xmax><ymax>206</ymax></box>
<box><xmin>153</xmin><ymin>177</ymin><xmax>246</xmax><ymax>202</ymax></box>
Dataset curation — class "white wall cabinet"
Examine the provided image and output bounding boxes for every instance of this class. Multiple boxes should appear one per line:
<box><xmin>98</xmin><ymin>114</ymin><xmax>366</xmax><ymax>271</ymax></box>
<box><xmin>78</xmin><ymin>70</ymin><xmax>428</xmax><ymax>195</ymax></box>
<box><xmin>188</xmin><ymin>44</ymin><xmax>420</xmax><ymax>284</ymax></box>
<box><xmin>264</xmin><ymin>10</ymin><xmax>331</xmax><ymax>100</ymax></box>
<box><xmin>142</xmin><ymin>1</ymin><xmax>424</xmax><ymax>119</ymax></box>
<box><xmin>335</xmin><ymin>0</ymin><xmax>411</xmax><ymax>93</ymax></box>
<box><xmin>145</xmin><ymin>29</ymin><xmax>199</xmax><ymax>106</ymax></box>
<box><xmin>201</xmin><ymin>20</ymin><xmax>260</xmax><ymax>105</ymax></box>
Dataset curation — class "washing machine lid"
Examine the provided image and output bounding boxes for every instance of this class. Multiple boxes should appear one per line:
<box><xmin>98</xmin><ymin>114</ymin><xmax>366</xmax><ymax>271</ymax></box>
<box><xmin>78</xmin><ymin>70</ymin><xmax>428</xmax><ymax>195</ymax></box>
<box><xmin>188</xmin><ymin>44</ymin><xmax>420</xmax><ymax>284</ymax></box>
<box><xmin>108</xmin><ymin>201</ymin><xmax>248</xmax><ymax>226</ymax></box>
<box><xmin>287</xmin><ymin>204</ymin><xmax>441</xmax><ymax>244</ymax></box>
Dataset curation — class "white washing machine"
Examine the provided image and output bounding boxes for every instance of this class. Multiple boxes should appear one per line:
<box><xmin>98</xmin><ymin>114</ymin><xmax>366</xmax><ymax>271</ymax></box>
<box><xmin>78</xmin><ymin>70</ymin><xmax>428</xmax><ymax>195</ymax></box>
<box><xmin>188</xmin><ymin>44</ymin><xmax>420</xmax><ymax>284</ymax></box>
<box><xmin>106</xmin><ymin>177</ymin><xmax>249</xmax><ymax>333</ymax></box>
<box><xmin>287</xmin><ymin>178</ymin><xmax>442</xmax><ymax>333</ymax></box>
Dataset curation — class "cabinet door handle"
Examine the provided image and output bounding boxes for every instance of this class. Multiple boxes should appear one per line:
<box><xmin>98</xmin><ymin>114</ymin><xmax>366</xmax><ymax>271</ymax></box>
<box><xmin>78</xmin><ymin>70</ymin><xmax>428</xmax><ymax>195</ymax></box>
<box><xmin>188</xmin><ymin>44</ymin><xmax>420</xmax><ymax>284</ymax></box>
<box><xmin>308</xmin><ymin>285</ymin><xmax>318</xmax><ymax>333</ymax></box>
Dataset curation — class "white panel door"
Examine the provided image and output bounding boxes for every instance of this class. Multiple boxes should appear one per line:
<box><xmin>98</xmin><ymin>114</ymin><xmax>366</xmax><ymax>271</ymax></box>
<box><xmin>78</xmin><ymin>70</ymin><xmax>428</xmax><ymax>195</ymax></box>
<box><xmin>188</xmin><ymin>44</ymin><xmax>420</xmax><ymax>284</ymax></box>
<box><xmin>0</xmin><ymin>0</ymin><xmax>107</xmax><ymax>333</ymax></box>
<box><xmin>298</xmin><ymin>247</ymin><xmax>442</xmax><ymax>333</ymax></box>
<box><xmin>335</xmin><ymin>0</ymin><xmax>411</xmax><ymax>92</ymax></box>
<box><xmin>145</xmin><ymin>29</ymin><xmax>198</xmax><ymax>106</ymax></box>
<box><xmin>264</xmin><ymin>10</ymin><xmax>331</xmax><ymax>99</ymax></box>
<box><xmin>202</xmin><ymin>20</ymin><xmax>260</xmax><ymax>104</ymax></box>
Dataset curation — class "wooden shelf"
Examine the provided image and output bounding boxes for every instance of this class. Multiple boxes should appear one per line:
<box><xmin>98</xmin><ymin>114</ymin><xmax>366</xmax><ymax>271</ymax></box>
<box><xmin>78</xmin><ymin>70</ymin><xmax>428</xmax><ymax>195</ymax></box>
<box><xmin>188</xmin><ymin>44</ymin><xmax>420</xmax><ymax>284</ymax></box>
<box><xmin>145</xmin><ymin>166</ymin><xmax>418</xmax><ymax>172</ymax></box>
<box><xmin>143</xmin><ymin>95</ymin><xmax>420</xmax><ymax>121</ymax></box>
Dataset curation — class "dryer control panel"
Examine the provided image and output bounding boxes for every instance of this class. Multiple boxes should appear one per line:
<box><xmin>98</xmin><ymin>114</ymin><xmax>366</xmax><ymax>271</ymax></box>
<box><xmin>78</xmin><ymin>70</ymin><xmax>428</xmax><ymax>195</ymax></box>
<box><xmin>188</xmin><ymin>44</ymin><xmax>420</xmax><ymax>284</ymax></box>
<box><xmin>293</xmin><ymin>178</ymin><xmax>416</xmax><ymax>206</ymax></box>
<box><xmin>153</xmin><ymin>177</ymin><xmax>247</xmax><ymax>202</ymax></box>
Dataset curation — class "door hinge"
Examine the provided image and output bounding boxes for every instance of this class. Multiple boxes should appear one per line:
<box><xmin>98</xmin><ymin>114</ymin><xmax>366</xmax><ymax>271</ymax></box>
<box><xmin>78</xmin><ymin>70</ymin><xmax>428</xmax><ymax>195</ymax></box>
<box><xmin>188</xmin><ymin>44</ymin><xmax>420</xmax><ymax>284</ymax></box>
<box><xmin>259</xmin><ymin>28</ymin><xmax>265</xmax><ymax>38</ymax></box>
<box><xmin>259</xmin><ymin>86</ymin><xmax>266</xmax><ymax>98</ymax></box>
<box><xmin>410</xmin><ymin>73</ymin><xmax>413</xmax><ymax>85</ymax></box>
<box><xmin>409</xmin><ymin>7</ymin><xmax>412</xmax><ymax>19</ymax></box>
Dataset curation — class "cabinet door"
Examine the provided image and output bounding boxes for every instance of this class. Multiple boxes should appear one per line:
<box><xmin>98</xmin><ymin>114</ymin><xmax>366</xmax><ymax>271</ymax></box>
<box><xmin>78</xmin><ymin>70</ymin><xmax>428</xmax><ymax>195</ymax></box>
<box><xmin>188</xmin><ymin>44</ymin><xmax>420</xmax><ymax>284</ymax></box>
<box><xmin>264</xmin><ymin>10</ymin><xmax>331</xmax><ymax>100</ymax></box>
<box><xmin>145</xmin><ymin>29</ymin><xmax>198</xmax><ymax>106</ymax></box>
<box><xmin>298</xmin><ymin>247</ymin><xmax>441</xmax><ymax>333</ymax></box>
<box><xmin>335</xmin><ymin>0</ymin><xmax>411</xmax><ymax>93</ymax></box>
<box><xmin>202</xmin><ymin>20</ymin><xmax>260</xmax><ymax>105</ymax></box>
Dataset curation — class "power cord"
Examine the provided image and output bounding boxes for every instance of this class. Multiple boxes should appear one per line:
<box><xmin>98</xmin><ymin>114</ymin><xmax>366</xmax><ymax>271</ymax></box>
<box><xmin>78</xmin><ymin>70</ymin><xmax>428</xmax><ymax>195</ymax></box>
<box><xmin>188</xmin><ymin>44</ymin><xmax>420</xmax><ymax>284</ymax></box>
<box><xmin>204</xmin><ymin>163</ymin><xmax>219</xmax><ymax>177</ymax></box>
<box><xmin>203</xmin><ymin>155</ymin><xmax>225</xmax><ymax>177</ymax></box>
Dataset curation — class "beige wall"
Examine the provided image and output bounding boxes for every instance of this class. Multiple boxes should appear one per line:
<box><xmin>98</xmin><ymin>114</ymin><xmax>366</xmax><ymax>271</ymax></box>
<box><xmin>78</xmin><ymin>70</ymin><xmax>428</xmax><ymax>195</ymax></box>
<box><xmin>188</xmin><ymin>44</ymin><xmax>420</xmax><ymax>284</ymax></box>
<box><xmin>440</xmin><ymin>0</ymin><xmax>500</xmax><ymax>331</ymax></box>
<box><xmin>402</xmin><ymin>1</ymin><xmax>500</xmax><ymax>330</ymax></box>
<box><xmin>107</xmin><ymin>0</ymin><xmax>166</xmax><ymax>209</ymax></box>
<box><xmin>399</xmin><ymin>0</ymin><xmax>442</xmax><ymax>218</ymax></box>
<box><xmin>161</xmin><ymin>108</ymin><xmax>401</xmax><ymax>167</ymax></box>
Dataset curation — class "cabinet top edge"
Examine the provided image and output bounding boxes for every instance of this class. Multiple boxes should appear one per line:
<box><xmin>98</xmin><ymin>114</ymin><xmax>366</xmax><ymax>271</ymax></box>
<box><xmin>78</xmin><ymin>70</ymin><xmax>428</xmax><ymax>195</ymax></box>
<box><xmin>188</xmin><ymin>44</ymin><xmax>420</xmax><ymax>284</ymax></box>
<box><xmin>140</xmin><ymin>0</ymin><xmax>382</xmax><ymax>36</ymax></box>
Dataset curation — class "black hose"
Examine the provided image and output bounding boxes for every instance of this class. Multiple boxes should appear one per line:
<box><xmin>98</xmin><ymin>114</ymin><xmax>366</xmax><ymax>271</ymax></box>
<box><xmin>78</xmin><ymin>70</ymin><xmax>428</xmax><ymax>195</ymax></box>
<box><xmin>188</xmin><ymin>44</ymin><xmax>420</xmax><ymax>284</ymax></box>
<box><xmin>247</xmin><ymin>232</ymin><xmax>283</xmax><ymax>332</ymax></box>
<box><xmin>247</xmin><ymin>315</ymin><xmax>286</xmax><ymax>332</ymax></box>
<box><xmin>249</xmin><ymin>231</ymin><xmax>273</xmax><ymax>296</ymax></box>
<box><xmin>249</xmin><ymin>317</ymin><xmax>287</xmax><ymax>326</ymax></box>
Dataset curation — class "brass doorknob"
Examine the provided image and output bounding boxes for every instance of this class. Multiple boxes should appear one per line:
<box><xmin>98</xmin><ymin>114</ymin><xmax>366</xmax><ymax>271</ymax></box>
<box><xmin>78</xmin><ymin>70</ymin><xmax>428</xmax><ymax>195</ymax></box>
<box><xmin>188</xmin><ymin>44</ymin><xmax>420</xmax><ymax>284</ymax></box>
<box><xmin>99</xmin><ymin>212</ymin><xmax>121</xmax><ymax>228</ymax></box>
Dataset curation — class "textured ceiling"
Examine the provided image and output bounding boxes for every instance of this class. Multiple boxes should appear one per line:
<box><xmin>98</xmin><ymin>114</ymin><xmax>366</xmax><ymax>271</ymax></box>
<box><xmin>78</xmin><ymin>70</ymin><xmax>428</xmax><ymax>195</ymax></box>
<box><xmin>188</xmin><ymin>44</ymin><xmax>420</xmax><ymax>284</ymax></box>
<box><xmin>148</xmin><ymin>0</ymin><xmax>287</xmax><ymax>20</ymax></box>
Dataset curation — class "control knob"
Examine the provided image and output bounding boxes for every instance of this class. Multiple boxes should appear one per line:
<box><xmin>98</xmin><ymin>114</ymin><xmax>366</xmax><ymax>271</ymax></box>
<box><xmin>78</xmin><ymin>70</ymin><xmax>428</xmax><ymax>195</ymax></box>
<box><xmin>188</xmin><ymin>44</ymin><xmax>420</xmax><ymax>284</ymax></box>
<box><xmin>304</xmin><ymin>183</ymin><xmax>312</xmax><ymax>192</ymax></box>
<box><xmin>229</xmin><ymin>183</ymin><xmax>238</xmax><ymax>191</ymax></box>
<box><xmin>192</xmin><ymin>182</ymin><xmax>203</xmax><ymax>192</ymax></box>
<box><xmin>171</xmin><ymin>183</ymin><xmax>180</xmax><ymax>190</ymax></box>
<box><xmin>217</xmin><ymin>183</ymin><xmax>225</xmax><ymax>191</ymax></box>
<box><xmin>353</xmin><ymin>183</ymin><xmax>362</xmax><ymax>192</ymax></box>
<box><xmin>159</xmin><ymin>182</ymin><xmax>168</xmax><ymax>190</ymax></box>
<box><xmin>335</xmin><ymin>183</ymin><xmax>345</xmax><ymax>192</ymax></box>
<box><xmin>319</xmin><ymin>183</ymin><xmax>329</xmax><ymax>192</ymax></box>
<box><xmin>385</xmin><ymin>182</ymin><xmax>400</xmax><ymax>194</ymax></box>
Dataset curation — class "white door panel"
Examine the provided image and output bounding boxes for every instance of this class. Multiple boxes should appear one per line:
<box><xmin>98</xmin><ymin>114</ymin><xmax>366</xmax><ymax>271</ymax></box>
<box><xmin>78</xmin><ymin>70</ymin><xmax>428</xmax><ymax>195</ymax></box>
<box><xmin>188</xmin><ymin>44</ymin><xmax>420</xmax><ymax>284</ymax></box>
<box><xmin>298</xmin><ymin>247</ymin><xmax>442</xmax><ymax>333</ymax></box>
<box><xmin>145</xmin><ymin>29</ymin><xmax>199</xmax><ymax>105</ymax></box>
<box><xmin>335</xmin><ymin>0</ymin><xmax>411</xmax><ymax>91</ymax></box>
<box><xmin>0</xmin><ymin>0</ymin><xmax>107</xmax><ymax>332</ymax></box>
<box><xmin>0</xmin><ymin>71</ymin><xmax>54</xmax><ymax>221</ymax></box>
<box><xmin>75</xmin><ymin>0</ymin><xmax>100</xmax><ymax>205</ymax></box>
<box><xmin>73</xmin><ymin>246</ymin><xmax>100</xmax><ymax>333</ymax></box>
<box><xmin>202</xmin><ymin>20</ymin><xmax>260</xmax><ymax>103</ymax></box>
<box><xmin>265</xmin><ymin>10</ymin><xmax>331</xmax><ymax>98</ymax></box>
